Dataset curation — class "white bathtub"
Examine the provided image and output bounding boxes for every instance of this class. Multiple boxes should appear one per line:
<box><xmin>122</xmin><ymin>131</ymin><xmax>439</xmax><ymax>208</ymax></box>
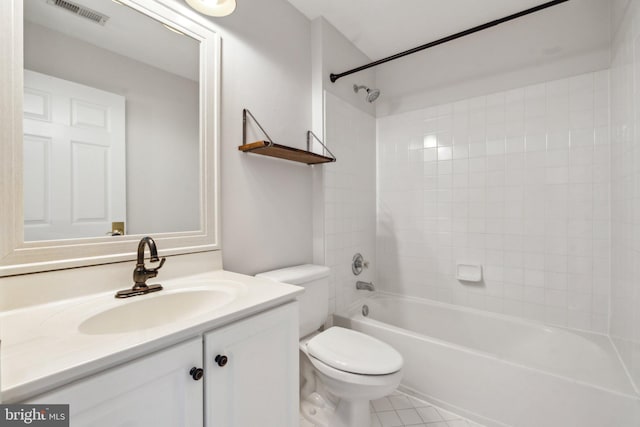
<box><xmin>333</xmin><ymin>293</ymin><xmax>640</xmax><ymax>427</ymax></box>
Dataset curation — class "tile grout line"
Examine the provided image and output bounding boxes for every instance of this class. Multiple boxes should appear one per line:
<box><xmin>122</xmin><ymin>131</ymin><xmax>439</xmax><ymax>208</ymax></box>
<box><xmin>370</xmin><ymin>390</ymin><xmax>485</xmax><ymax>427</ymax></box>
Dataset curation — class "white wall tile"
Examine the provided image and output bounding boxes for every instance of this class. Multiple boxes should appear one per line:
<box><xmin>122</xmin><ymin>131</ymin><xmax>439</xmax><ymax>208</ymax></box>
<box><xmin>324</xmin><ymin>92</ymin><xmax>377</xmax><ymax>312</ymax></box>
<box><xmin>377</xmin><ymin>71</ymin><xmax>609</xmax><ymax>332</ymax></box>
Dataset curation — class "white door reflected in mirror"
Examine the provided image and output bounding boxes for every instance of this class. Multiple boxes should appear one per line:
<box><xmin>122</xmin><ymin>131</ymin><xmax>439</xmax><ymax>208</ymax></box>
<box><xmin>23</xmin><ymin>70</ymin><xmax>126</xmax><ymax>242</ymax></box>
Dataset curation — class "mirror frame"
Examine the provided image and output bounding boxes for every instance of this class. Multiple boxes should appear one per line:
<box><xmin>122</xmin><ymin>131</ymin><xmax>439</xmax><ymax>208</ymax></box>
<box><xmin>0</xmin><ymin>0</ymin><xmax>221</xmax><ymax>276</ymax></box>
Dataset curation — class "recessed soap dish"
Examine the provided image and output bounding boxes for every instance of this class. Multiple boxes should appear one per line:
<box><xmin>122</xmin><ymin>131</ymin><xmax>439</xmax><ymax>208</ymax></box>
<box><xmin>456</xmin><ymin>264</ymin><xmax>482</xmax><ymax>282</ymax></box>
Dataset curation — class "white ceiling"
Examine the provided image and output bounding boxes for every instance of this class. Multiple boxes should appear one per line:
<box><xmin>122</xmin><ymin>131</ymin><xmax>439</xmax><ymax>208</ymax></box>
<box><xmin>287</xmin><ymin>0</ymin><xmax>610</xmax><ymax>61</ymax></box>
<box><xmin>287</xmin><ymin>0</ymin><xmax>611</xmax><ymax>112</ymax></box>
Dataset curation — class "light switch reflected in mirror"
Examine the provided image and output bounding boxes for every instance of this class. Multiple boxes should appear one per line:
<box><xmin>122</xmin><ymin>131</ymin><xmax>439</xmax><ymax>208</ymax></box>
<box><xmin>23</xmin><ymin>0</ymin><xmax>201</xmax><ymax>242</ymax></box>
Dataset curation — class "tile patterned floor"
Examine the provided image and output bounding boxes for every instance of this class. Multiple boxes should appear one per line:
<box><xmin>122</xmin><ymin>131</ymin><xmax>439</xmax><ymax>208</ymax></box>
<box><xmin>300</xmin><ymin>389</ymin><xmax>484</xmax><ymax>427</ymax></box>
<box><xmin>370</xmin><ymin>391</ymin><xmax>484</xmax><ymax>427</ymax></box>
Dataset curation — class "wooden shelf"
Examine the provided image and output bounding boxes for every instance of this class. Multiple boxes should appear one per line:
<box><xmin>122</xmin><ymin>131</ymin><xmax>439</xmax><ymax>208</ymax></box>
<box><xmin>239</xmin><ymin>109</ymin><xmax>336</xmax><ymax>166</ymax></box>
<box><xmin>238</xmin><ymin>140</ymin><xmax>335</xmax><ymax>165</ymax></box>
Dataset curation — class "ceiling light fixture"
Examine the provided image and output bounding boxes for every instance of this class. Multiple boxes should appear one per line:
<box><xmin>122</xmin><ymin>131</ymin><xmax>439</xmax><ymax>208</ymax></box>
<box><xmin>185</xmin><ymin>0</ymin><xmax>236</xmax><ymax>17</ymax></box>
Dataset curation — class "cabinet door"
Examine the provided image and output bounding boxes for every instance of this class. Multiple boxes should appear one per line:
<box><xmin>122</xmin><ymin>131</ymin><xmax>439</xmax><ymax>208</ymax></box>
<box><xmin>204</xmin><ymin>302</ymin><xmax>299</xmax><ymax>427</ymax></box>
<box><xmin>27</xmin><ymin>338</ymin><xmax>203</xmax><ymax>427</ymax></box>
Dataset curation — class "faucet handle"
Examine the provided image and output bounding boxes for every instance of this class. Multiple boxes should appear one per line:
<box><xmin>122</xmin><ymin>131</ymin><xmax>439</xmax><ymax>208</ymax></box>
<box><xmin>352</xmin><ymin>253</ymin><xmax>369</xmax><ymax>275</ymax></box>
<box><xmin>147</xmin><ymin>257</ymin><xmax>166</xmax><ymax>273</ymax></box>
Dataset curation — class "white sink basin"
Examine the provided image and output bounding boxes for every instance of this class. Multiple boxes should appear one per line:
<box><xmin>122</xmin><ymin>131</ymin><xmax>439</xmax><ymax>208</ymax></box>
<box><xmin>79</xmin><ymin>288</ymin><xmax>235</xmax><ymax>335</ymax></box>
<box><xmin>42</xmin><ymin>280</ymin><xmax>247</xmax><ymax>336</ymax></box>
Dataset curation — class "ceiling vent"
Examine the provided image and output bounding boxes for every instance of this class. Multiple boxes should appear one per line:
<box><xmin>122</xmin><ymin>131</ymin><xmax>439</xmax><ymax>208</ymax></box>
<box><xmin>46</xmin><ymin>0</ymin><xmax>110</xmax><ymax>26</ymax></box>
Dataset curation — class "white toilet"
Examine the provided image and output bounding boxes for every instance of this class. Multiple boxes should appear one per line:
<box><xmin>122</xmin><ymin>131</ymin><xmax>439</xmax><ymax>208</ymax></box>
<box><xmin>256</xmin><ymin>264</ymin><xmax>403</xmax><ymax>427</ymax></box>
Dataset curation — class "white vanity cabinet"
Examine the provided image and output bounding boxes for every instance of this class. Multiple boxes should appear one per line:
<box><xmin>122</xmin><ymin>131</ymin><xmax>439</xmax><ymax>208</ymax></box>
<box><xmin>204</xmin><ymin>302</ymin><xmax>299</xmax><ymax>427</ymax></box>
<box><xmin>27</xmin><ymin>337</ymin><xmax>204</xmax><ymax>427</ymax></box>
<box><xmin>23</xmin><ymin>301</ymin><xmax>299</xmax><ymax>427</ymax></box>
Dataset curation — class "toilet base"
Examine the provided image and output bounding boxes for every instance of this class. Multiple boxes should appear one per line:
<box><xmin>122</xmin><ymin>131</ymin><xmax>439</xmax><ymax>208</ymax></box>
<box><xmin>300</xmin><ymin>393</ymin><xmax>331</xmax><ymax>426</ymax></box>
<box><xmin>333</xmin><ymin>398</ymin><xmax>370</xmax><ymax>427</ymax></box>
<box><xmin>300</xmin><ymin>392</ymin><xmax>371</xmax><ymax>427</ymax></box>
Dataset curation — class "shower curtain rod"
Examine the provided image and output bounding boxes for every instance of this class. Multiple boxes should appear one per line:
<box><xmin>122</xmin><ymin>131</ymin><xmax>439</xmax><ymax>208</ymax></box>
<box><xmin>329</xmin><ymin>0</ymin><xmax>570</xmax><ymax>83</ymax></box>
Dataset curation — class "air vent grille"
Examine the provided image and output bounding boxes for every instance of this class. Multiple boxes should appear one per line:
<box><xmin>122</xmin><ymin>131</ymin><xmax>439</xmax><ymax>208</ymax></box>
<box><xmin>46</xmin><ymin>0</ymin><xmax>110</xmax><ymax>25</ymax></box>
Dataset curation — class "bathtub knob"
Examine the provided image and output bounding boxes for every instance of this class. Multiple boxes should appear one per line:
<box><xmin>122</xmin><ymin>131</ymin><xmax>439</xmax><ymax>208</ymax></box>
<box><xmin>215</xmin><ymin>354</ymin><xmax>228</xmax><ymax>367</ymax></box>
<box><xmin>352</xmin><ymin>253</ymin><xmax>369</xmax><ymax>275</ymax></box>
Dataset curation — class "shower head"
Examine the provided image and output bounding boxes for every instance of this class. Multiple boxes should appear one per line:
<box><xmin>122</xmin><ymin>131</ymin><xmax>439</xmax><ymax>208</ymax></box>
<box><xmin>353</xmin><ymin>84</ymin><xmax>380</xmax><ymax>103</ymax></box>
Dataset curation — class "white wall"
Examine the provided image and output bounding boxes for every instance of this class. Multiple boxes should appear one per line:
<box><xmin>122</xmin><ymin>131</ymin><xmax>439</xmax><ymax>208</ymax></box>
<box><xmin>24</xmin><ymin>22</ymin><xmax>200</xmax><ymax>235</ymax></box>
<box><xmin>200</xmin><ymin>0</ymin><xmax>315</xmax><ymax>274</ymax></box>
<box><xmin>323</xmin><ymin>92</ymin><xmax>376</xmax><ymax>313</ymax></box>
<box><xmin>375</xmin><ymin>49</ymin><xmax>611</xmax><ymax>118</ymax></box>
<box><xmin>377</xmin><ymin>70</ymin><xmax>610</xmax><ymax>333</ymax></box>
<box><xmin>610</xmin><ymin>0</ymin><xmax>640</xmax><ymax>391</ymax></box>
<box><xmin>311</xmin><ymin>17</ymin><xmax>376</xmax><ymax>119</ymax></box>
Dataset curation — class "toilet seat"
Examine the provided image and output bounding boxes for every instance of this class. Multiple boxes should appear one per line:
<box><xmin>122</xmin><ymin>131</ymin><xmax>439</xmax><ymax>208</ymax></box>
<box><xmin>306</xmin><ymin>327</ymin><xmax>403</xmax><ymax>375</ymax></box>
<box><xmin>307</xmin><ymin>354</ymin><xmax>403</xmax><ymax>392</ymax></box>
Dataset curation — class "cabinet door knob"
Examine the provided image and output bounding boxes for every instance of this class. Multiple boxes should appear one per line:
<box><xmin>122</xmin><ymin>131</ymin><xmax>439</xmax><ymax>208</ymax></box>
<box><xmin>190</xmin><ymin>367</ymin><xmax>204</xmax><ymax>381</ymax></box>
<box><xmin>215</xmin><ymin>354</ymin><xmax>228</xmax><ymax>367</ymax></box>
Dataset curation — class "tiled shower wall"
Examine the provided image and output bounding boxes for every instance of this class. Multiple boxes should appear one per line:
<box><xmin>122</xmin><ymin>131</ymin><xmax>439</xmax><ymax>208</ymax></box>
<box><xmin>324</xmin><ymin>92</ymin><xmax>377</xmax><ymax>313</ymax></box>
<box><xmin>377</xmin><ymin>71</ymin><xmax>610</xmax><ymax>333</ymax></box>
<box><xmin>610</xmin><ymin>0</ymin><xmax>640</xmax><ymax>390</ymax></box>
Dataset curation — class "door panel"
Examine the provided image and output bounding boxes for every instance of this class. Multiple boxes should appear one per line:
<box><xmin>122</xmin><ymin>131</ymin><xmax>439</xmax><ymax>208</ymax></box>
<box><xmin>27</xmin><ymin>338</ymin><xmax>203</xmax><ymax>427</ymax></box>
<box><xmin>204</xmin><ymin>302</ymin><xmax>299</xmax><ymax>427</ymax></box>
<box><xmin>23</xmin><ymin>70</ymin><xmax>126</xmax><ymax>241</ymax></box>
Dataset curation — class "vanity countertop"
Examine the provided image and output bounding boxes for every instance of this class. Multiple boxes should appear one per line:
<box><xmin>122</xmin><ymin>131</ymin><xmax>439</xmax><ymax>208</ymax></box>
<box><xmin>0</xmin><ymin>269</ymin><xmax>302</xmax><ymax>403</ymax></box>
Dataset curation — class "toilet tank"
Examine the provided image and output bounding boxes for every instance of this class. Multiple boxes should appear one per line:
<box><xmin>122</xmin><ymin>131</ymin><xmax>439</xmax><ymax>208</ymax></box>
<box><xmin>256</xmin><ymin>264</ymin><xmax>330</xmax><ymax>337</ymax></box>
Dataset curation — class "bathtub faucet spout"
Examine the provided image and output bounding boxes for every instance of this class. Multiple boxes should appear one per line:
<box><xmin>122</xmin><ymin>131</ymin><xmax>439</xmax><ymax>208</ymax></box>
<box><xmin>356</xmin><ymin>281</ymin><xmax>375</xmax><ymax>291</ymax></box>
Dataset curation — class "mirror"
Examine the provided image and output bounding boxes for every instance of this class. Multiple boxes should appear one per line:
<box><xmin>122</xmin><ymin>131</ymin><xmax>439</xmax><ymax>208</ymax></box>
<box><xmin>24</xmin><ymin>0</ymin><xmax>200</xmax><ymax>241</ymax></box>
<box><xmin>0</xmin><ymin>0</ymin><xmax>220</xmax><ymax>275</ymax></box>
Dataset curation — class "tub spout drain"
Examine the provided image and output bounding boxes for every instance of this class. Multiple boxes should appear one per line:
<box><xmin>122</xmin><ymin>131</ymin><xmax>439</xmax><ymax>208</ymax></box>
<box><xmin>362</xmin><ymin>305</ymin><xmax>369</xmax><ymax>317</ymax></box>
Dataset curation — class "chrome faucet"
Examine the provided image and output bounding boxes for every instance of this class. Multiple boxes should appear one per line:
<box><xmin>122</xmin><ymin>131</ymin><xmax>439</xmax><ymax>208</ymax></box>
<box><xmin>115</xmin><ymin>236</ymin><xmax>166</xmax><ymax>298</ymax></box>
<box><xmin>356</xmin><ymin>281</ymin><xmax>375</xmax><ymax>291</ymax></box>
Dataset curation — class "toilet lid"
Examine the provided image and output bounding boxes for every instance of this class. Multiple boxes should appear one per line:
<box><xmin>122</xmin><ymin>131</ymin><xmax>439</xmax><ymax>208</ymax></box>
<box><xmin>306</xmin><ymin>327</ymin><xmax>403</xmax><ymax>375</ymax></box>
